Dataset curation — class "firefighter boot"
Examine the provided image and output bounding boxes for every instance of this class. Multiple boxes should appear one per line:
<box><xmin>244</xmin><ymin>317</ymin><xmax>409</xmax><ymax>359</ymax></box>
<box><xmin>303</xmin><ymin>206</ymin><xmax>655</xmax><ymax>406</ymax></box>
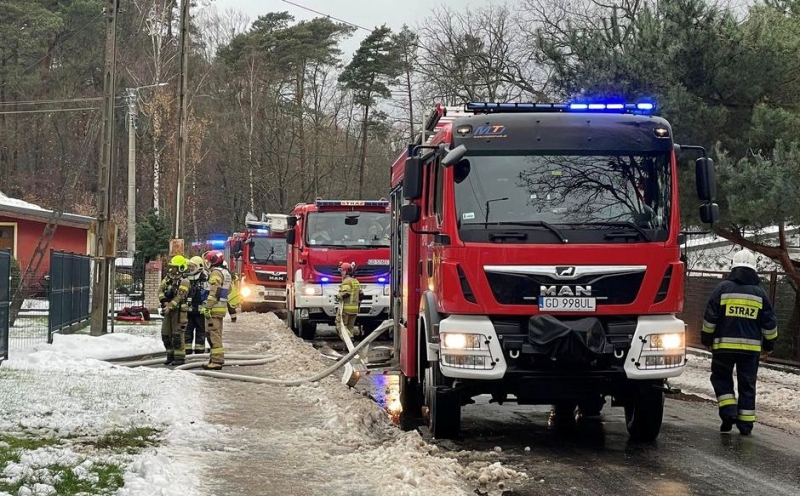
<box><xmin>720</xmin><ymin>418</ymin><xmax>734</xmax><ymax>433</ymax></box>
<box><xmin>201</xmin><ymin>362</ymin><xmax>223</xmax><ymax>371</ymax></box>
<box><xmin>736</xmin><ymin>422</ymin><xmax>753</xmax><ymax>436</ymax></box>
<box><xmin>164</xmin><ymin>352</ymin><xmax>174</xmax><ymax>366</ymax></box>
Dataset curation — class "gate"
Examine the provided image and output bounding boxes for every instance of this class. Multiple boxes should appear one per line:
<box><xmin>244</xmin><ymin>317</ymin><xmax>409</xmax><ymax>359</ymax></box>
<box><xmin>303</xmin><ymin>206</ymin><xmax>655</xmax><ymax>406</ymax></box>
<box><xmin>48</xmin><ymin>251</ymin><xmax>91</xmax><ymax>343</ymax></box>
<box><xmin>0</xmin><ymin>250</ymin><xmax>10</xmax><ymax>360</ymax></box>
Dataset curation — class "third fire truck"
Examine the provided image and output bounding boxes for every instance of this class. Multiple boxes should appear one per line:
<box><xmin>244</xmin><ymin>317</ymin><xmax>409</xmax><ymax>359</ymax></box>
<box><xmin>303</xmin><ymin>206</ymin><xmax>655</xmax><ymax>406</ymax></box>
<box><xmin>286</xmin><ymin>199</ymin><xmax>391</xmax><ymax>340</ymax></box>
<box><xmin>227</xmin><ymin>213</ymin><xmax>289</xmax><ymax>313</ymax></box>
<box><xmin>389</xmin><ymin>101</ymin><xmax>719</xmax><ymax>440</ymax></box>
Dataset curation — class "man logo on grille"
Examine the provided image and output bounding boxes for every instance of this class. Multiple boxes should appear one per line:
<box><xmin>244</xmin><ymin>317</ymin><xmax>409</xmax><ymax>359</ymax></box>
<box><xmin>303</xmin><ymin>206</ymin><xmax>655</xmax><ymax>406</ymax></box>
<box><xmin>556</xmin><ymin>266</ymin><xmax>576</xmax><ymax>277</ymax></box>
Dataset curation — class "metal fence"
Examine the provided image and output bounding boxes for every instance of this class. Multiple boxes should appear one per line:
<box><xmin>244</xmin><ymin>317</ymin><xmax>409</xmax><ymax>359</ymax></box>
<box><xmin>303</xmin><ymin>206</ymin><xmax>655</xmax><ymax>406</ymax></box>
<box><xmin>0</xmin><ymin>250</ymin><xmax>10</xmax><ymax>361</ymax></box>
<box><xmin>112</xmin><ymin>255</ymin><xmax>146</xmax><ymax>313</ymax></box>
<box><xmin>47</xmin><ymin>251</ymin><xmax>91</xmax><ymax>342</ymax></box>
<box><xmin>679</xmin><ymin>269</ymin><xmax>799</xmax><ymax>360</ymax></box>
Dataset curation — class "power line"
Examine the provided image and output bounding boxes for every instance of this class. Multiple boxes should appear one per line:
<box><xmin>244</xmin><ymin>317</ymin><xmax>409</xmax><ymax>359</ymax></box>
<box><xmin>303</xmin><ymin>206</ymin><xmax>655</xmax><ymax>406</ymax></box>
<box><xmin>279</xmin><ymin>0</ymin><xmax>372</xmax><ymax>31</ymax></box>
<box><xmin>0</xmin><ymin>107</ymin><xmax>99</xmax><ymax>115</ymax></box>
<box><xmin>0</xmin><ymin>97</ymin><xmax>103</xmax><ymax>107</ymax></box>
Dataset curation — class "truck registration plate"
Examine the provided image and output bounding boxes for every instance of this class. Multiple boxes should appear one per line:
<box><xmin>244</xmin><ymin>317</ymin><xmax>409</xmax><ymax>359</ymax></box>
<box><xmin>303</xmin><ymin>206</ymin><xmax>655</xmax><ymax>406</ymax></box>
<box><xmin>538</xmin><ymin>296</ymin><xmax>596</xmax><ymax>312</ymax></box>
<box><xmin>263</xmin><ymin>289</ymin><xmax>284</xmax><ymax>297</ymax></box>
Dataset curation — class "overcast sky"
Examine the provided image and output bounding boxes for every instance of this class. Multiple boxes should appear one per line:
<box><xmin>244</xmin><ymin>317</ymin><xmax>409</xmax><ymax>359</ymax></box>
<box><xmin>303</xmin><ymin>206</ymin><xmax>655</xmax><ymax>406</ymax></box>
<box><xmin>213</xmin><ymin>0</ymin><xmax>490</xmax><ymax>58</ymax></box>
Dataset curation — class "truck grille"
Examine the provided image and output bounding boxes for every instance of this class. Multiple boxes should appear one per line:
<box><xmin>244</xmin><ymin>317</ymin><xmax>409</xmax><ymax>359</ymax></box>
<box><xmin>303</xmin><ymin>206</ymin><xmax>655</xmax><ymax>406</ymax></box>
<box><xmin>315</xmin><ymin>265</ymin><xmax>389</xmax><ymax>278</ymax></box>
<box><xmin>254</xmin><ymin>271</ymin><xmax>286</xmax><ymax>283</ymax></box>
<box><xmin>484</xmin><ymin>271</ymin><xmax>644</xmax><ymax>306</ymax></box>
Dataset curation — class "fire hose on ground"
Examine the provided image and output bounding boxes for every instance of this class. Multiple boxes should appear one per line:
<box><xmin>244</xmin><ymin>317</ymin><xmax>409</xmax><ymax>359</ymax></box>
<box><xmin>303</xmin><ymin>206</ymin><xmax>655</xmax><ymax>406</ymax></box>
<box><xmin>112</xmin><ymin>320</ymin><xmax>393</xmax><ymax>387</ymax></box>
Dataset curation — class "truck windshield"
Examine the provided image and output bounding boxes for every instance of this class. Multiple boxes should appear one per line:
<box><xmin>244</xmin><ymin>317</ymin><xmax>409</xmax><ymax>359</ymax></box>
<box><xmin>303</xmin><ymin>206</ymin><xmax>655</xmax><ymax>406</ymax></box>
<box><xmin>453</xmin><ymin>152</ymin><xmax>672</xmax><ymax>237</ymax></box>
<box><xmin>249</xmin><ymin>237</ymin><xmax>287</xmax><ymax>265</ymax></box>
<box><xmin>306</xmin><ymin>211</ymin><xmax>390</xmax><ymax>248</ymax></box>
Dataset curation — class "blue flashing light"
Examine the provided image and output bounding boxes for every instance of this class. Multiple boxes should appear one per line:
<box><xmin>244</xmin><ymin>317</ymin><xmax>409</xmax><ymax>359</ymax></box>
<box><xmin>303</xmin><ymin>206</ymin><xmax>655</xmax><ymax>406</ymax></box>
<box><xmin>209</xmin><ymin>239</ymin><xmax>225</xmax><ymax>248</ymax></box>
<box><xmin>466</xmin><ymin>101</ymin><xmax>655</xmax><ymax>115</ymax></box>
<box><xmin>321</xmin><ymin>276</ymin><xmax>330</xmax><ymax>283</ymax></box>
<box><xmin>378</xmin><ymin>277</ymin><xmax>387</xmax><ymax>283</ymax></box>
<box><xmin>255</xmin><ymin>228</ymin><xmax>270</xmax><ymax>234</ymax></box>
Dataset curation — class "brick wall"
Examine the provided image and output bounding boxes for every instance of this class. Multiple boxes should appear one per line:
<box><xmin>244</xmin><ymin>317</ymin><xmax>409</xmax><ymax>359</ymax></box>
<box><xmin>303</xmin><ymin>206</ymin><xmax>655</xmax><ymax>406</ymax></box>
<box><xmin>144</xmin><ymin>260</ymin><xmax>162</xmax><ymax>312</ymax></box>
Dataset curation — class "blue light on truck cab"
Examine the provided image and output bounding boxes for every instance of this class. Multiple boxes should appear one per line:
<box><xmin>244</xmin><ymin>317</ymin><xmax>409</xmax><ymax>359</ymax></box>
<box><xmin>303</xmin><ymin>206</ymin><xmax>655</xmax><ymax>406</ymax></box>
<box><xmin>378</xmin><ymin>277</ymin><xmax>387</xmax><ymax>283</ymax></box>
<box><xmin>321</xmin><ymin>277</ymin><xmax>330</xmax><ymax>283</ymax></box>
<box><xmin>465</xmin><ymin>101</ymin><xmax>656</xmax><ymax>114</ymax></box>
<box><xmin>208</xmin><ymin>235</ymin><xmax>226</xmax><ymax>248</ymax></box>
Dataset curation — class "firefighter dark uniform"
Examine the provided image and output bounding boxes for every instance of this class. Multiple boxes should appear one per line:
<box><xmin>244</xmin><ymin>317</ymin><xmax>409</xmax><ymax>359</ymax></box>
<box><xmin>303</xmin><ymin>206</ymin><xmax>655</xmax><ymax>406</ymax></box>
<box><xmin>701</xmin><ymin>249</ymin><xmax>778</xmax><ymax>435</ymax></box>
<box><xmin>159</xmin><ymin>255</ymin><xmax>191</xmax><ymax>366</ymax></box>
<box><xmin>336</xmin><ymin>262</ymin><xmax>360</xmax><ymax>337</ymax></box>
<box><xmin>184</xmin><ymin>256</ymin><xmax>209</xmax><ymax>356</ymax></box>
<box><xmin>201</xmin><ymin>251</ymin><xmax>232</xmax><ymax>370</ymax></box>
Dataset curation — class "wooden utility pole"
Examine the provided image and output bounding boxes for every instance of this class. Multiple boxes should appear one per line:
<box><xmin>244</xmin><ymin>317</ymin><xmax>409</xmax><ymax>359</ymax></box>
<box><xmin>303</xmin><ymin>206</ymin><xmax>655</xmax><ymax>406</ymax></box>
<box><xmin>173</xmin><ymin>0</ymin><xmax>190</xmax><ymax>246</ymax></box>
<box><xmin>90</xmin><ymin>0</ymin><xmax>119</xmax><ymax>335</ymax></box>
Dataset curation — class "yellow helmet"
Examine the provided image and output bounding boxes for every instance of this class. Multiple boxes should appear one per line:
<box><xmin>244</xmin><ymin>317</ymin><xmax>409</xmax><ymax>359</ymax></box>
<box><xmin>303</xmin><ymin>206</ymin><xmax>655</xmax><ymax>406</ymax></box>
<box><xmin>189</xmin><ymin>256</ymin><xmax>204</xmax><ymax>268</ymax></box>
<box><xmin>168</xmin><ymin>254</ymin><xmax>188</xmax><ymax>272</ymax></box>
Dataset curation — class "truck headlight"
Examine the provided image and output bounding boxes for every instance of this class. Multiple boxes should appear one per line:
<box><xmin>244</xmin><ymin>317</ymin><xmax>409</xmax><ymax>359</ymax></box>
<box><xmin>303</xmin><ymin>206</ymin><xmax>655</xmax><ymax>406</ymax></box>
<box><xmin>303</xmin><ymin>285</ymin><xmax>322</xmax><ymax>296</ymax></box>
<box><xmin>648</xmin><ymin>333</ymin><xmax>684</xmax><ymax>350</ymax></box>
<box><xmin>240</xmin><ymin>286</ymin><xmax>252</xmax><ymax>298</ymax></box>
<box><xmin>441</xmin><ymin>332</ymin><xmax>484</xmax><ymax>350</ymax></box>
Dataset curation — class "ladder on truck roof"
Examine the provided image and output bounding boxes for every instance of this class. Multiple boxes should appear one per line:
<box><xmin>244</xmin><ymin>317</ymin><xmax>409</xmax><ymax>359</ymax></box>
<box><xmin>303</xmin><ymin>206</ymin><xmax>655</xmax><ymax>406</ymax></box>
<box><xmin>418</xmin><ymin>103</ymin><xmax>471</xmax><ymax>146</ymax></box>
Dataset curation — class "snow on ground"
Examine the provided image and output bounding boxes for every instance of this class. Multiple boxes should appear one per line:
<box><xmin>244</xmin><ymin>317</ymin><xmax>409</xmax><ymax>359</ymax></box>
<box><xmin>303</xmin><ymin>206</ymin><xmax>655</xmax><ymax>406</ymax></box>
<box><xmin>234</xmin><ymin>313</ymin><xmax>528</xmax><ymax>496</ymax></box>
<box><xmin>0</xmin><ymin>323</ymin><xmax>215</xmax><ymax>495</ymax></box>
<box><xmin>671</xmin><ymin>351</ymin><xmax>800</xmax><ymax>433</ymax></box>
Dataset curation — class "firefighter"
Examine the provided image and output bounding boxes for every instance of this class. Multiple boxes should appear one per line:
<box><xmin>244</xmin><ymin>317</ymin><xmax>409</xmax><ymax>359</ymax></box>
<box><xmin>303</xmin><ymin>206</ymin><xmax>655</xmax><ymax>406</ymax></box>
<box><xmin>184</xmin><ymin>256</ymin><xmax>209</xmax><ymax>356</ymax></box>
<box><xmin>158</xmin><ymin>255</ymin><xmax>191</xmax><ymax>366</ymax></box>
<box><xmin>200</xmin><ymin>250</ymin><xmax>232</xmax><ymax>370</ymax></box>
<box><xmin>701</xmin><ymin>248</ymin><xmax>778</xmax><ymax>435</ymax></box>
<box><xmin>335</xmin><ymin>261</ymin><xmax>360</xmax><ymax>337</ymax></box>
<box><xmin>224</xmin><ymin>260</ymin><xmax>242</xmax><ymax>323</ymax></box>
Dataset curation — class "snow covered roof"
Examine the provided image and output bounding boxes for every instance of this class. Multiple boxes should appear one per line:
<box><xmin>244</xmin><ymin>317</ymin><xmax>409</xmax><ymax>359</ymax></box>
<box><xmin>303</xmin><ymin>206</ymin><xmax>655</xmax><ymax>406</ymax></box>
<box><xmin>0</xmin><ymin>189</ymin><xmax>94</xmax><ymax>227</ymax></box>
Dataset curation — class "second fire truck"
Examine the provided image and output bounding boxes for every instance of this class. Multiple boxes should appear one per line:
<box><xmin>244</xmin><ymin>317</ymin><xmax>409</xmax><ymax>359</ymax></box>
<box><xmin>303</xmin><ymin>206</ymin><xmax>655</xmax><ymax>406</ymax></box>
<box><xmin>286</xmin><ymin>199</ymin><xmax>391</xmax><ymax>339</ymax></box>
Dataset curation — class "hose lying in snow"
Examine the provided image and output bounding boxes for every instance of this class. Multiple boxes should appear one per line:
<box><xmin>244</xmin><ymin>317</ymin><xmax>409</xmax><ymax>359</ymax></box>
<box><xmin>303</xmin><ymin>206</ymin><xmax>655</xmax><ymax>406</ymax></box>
<box><xmin>109</xmin><ymin>320</ymin><xmax>392</xmax><ymax>386</ymax></box>
<box><xmin>114</xmin><ymin>353</ymin><xmax>276</xmax><ymax>368</ymax></box>
<box><xmin>191</xmin><ymin>320</ymin><xmax>392</xmax><ymax>386</ymax></box>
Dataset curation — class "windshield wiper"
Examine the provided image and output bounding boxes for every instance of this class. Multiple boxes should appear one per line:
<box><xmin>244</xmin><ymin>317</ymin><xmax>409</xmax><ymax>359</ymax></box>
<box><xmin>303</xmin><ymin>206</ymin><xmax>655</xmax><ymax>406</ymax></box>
<box><xmin>488</xmin><ymin>221</ymin><xmax>569</xmax><ymax>244</ymax></box>
<box><xmin>570</xmin><ymin>221</ymin><xmax>652</xmax><ymax>242</ymax></box>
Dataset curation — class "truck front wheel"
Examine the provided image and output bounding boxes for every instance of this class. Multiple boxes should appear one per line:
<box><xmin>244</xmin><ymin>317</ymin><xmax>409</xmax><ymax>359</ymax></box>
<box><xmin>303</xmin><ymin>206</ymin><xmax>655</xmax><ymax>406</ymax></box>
<box><xmin>399</xmin><ymin>374</ymin><xmax>423</xmax><ymax>431</ymax></box>
<box><xmin>425</xmin><ymin>361</ymin><xmax>460</xmax><ymax>439</ymax></box>
<box><xmin>624</xmin><ymin>383</ymin><xmax>665</xmax><ymax>442</ymax></box>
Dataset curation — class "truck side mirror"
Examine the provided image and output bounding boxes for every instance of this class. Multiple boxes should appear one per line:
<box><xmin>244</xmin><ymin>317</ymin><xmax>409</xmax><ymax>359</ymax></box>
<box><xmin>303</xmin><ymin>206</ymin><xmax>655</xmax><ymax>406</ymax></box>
<box><xmin>287</xmin><ymin>215</ymin><xmax>298</xmax><ymax>228</ymax></box>
<box><xmin>696</xmin><ymin>157</ymin><xmax>716</xmax><ymax>201</ymax></box>
<box><xmin>401</xmin><ymin>204</ymin><xmax>420</xmax><ymax>224</ymax></box>
<box><xmin>699</xmin><ymin>202</ymin><xmax>720</xmax><ymax>224</ymax></box>
<box><xmin>286</xmin><ymin>230</ymin><xmax>296</xmax><ymax>245</ymax></box>
<box><xmin>403</xmin><ymin>157</ymin><xmax>423</xmax><ymax>200</ymax></box>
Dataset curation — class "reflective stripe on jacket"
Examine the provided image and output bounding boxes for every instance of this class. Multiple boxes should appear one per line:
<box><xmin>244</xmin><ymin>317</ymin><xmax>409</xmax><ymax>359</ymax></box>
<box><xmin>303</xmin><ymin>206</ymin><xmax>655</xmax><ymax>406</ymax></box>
<box><xmin>701</xmin><ymin>268</ymin><xmax>778</xmax><ymax>354</ymax></box>
<box><xmin>339</xmin><ymin>276</ymin><xmax>360</xmax><ymax>314</ymax></box>
<box><xmin>204</xmin><ymin>266</ymin><xmax>231</xmax><ymax>316</ymax></box>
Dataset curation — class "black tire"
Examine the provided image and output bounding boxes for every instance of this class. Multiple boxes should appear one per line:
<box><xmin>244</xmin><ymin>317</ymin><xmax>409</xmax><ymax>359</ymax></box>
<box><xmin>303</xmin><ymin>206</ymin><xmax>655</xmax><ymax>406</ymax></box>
<box><xmin>426</xmin><ymin>361</ymin><xmax>460</xmax><ymax>439</ymax></box>
<box><xmin>550</xmin><ymin>402</ymin><xmax>577</xmax><ymax>429</ymax></box>
<box><xmin>299</xmin><ymin>316</ymin><xmax>317</xmax><ymax>340</ymax></box>
<box><xmin>285</xmin><ymin>309</ymin><xmax>295</xmax><ymax>332</ymax></box>
<box><xmin>399</xmin><ymin>374</ymin><xmax>423</xmax><ymax>431</ymax></box>
<box><xmin>625</xmin><ymin>385</ymin><xmax>665</xmax><ymax>442</ymax></box>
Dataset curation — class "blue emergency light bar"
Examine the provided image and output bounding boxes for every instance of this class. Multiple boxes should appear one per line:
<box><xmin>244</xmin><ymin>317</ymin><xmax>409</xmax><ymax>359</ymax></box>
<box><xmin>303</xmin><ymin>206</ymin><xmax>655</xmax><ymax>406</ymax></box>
<box><xmin>315</xmin><ymin>200</ymin><xmax>389</xmax><ymax>208</ymax></box>
<box><xmin>465</xmin><ymin>101</ymin><xmax>656</xmax><ymax>114</ymax></box>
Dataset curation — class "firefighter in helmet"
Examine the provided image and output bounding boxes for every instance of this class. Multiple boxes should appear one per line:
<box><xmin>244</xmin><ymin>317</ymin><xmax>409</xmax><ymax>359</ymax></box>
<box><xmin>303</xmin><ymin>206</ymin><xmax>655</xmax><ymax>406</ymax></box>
<box><xmin>335</xmin><ymin>261</ymin><xmax>360</xmax><ymax>337</ymax></box>
<box><xmin>701</xmin><ymin>248</ymin><xmax>778</xmax><ymax>435</ymax></box>
<box><xmin>184</xmin><ymin>256</ymin><xmax>209</xmax><ymax>356</ymax></box>
<box><xmin>200</xmin><ymin>250</ymin><xmax>232</xmax><ymax>370</ymax></box>
<box><xmin>223</xmin><ymin>260</ymin><xmax>242</xmax><ymax>323</ymax></box>
<box><xmin>158</xmin><ymin>255</ymin><xmax>191</xmax><ymax>366</ymax></box>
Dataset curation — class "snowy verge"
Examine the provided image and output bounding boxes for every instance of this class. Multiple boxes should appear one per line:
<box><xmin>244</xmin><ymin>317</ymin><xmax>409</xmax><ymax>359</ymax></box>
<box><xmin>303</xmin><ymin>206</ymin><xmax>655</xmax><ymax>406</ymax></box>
<box><xmin>0</xmin><ymin>330</ymin><xmax>214</xmax><ymax>495</ymax></box>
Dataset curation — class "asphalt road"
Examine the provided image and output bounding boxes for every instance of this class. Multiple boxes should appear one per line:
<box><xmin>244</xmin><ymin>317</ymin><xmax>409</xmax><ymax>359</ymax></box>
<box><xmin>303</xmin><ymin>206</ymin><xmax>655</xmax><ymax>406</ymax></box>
<box><xmin>318</xmin><ymin>328</ymin><xmax>800</xmax><ymax>495</ymax></box>
<box><xmin>421</xmin><ymin>395</ymin><xmax>800</xmax><ymax>496</ymax></box>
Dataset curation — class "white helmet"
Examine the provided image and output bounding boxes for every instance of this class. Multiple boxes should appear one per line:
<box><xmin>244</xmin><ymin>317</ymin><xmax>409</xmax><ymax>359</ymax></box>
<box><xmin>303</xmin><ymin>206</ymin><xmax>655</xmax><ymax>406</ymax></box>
<box><xmin>732</xmin><ymin>249</ymin><xmax>757</xmax><ymax>270</ymax></box>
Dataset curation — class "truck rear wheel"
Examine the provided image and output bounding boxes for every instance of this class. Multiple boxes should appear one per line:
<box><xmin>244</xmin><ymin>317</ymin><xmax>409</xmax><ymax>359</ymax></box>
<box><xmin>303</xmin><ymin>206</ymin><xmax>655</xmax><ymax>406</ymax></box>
<box><xmin>625</xmin><ymin>384</ymin><xmax>665</xmax><ymax>442</ymax></box>
<box><xmin>425</xmin><ymin>361</ymin><xmax>460</xmax><ymax>439</ymax></box>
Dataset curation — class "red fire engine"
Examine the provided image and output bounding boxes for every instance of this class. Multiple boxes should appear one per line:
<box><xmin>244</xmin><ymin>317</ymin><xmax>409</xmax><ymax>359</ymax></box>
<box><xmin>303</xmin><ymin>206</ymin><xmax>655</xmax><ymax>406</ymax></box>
<box><xmin>389</xmin><ymin>101</ymin><xmax>719</xmax><ymax>440</ymax></box>
<box><xmin>286</xmin><ymin>199</ymin><xmax>391</xmax><ymax>340</ymax></box>
<box><xmin>227</xmin><ymin>213</ymin><xmax>289</xmax><ymax>313</ymax></box>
